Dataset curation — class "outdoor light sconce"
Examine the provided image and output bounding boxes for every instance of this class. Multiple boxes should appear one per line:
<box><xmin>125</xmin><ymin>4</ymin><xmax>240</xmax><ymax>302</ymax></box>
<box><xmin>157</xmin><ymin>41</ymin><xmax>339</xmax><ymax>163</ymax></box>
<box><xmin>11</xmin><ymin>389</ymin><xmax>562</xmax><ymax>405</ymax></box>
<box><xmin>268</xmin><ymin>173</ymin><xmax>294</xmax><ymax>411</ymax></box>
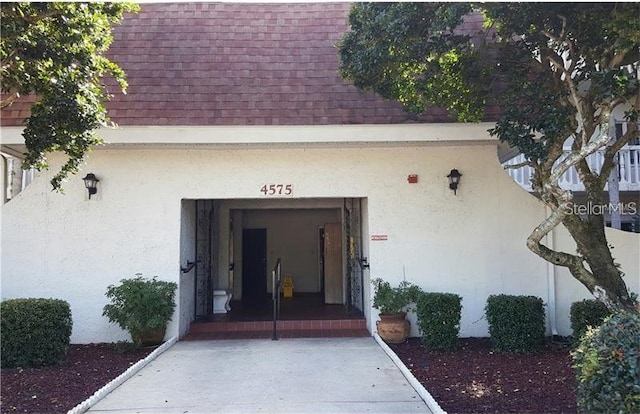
<box><xmin>447</xmin><ymin>169</ymin><xmax>462</xmax><ymax>195</ymax></box>
<box><xmin>82</xmin><ymin>173</ymin><xmax>100</xmax><ymax>199</ymax></box>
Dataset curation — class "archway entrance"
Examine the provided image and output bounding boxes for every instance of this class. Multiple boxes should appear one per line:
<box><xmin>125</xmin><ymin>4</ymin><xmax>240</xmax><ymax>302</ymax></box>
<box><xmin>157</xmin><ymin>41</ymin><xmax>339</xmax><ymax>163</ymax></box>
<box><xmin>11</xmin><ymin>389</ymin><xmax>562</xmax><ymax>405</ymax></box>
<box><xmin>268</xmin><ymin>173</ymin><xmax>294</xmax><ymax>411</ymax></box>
<box><xmin>186</xmin><ymin>198</ymin><xmax>367</xmax><ymax>324</ymax></box>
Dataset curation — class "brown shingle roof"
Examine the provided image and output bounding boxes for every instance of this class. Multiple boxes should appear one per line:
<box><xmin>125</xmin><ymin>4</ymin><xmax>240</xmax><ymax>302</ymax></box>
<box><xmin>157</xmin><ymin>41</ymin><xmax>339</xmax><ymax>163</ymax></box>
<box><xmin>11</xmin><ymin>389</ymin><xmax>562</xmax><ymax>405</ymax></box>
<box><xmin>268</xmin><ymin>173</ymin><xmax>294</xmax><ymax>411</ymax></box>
<box><xmin>1</xmin><ymin>2</ymin><xmax>463</xmax><ymax>127</ymax></box>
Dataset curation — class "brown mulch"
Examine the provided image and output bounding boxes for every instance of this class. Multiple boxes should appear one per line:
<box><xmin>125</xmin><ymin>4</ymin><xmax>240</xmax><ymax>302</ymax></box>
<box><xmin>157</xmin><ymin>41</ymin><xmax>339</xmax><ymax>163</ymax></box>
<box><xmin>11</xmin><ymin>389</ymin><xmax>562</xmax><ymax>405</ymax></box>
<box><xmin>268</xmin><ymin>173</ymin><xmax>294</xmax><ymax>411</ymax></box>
<box><xmin>389</xmin><ymin>337</ymin><xmax>578</xmax><ymax>414</ymax></box>
<box><xmin>1</xmin><ymin>338</ymin><xmax>577</xmax><ymax>414</ymax></box>
<box><xmin>0</xmin><ymin>344</ymin><xmax>154</xmax><ymax>414</ymax></box>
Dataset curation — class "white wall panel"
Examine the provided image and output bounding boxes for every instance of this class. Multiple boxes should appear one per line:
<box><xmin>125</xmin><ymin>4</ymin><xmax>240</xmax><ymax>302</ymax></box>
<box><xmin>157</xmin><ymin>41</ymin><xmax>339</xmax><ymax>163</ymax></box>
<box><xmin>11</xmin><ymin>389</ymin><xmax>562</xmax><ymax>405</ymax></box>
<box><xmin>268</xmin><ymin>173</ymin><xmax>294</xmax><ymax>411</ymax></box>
<box><xmin>2</xmin><ymin>135</ymin><xmax>637</xmax><ymax>342</ymax></box>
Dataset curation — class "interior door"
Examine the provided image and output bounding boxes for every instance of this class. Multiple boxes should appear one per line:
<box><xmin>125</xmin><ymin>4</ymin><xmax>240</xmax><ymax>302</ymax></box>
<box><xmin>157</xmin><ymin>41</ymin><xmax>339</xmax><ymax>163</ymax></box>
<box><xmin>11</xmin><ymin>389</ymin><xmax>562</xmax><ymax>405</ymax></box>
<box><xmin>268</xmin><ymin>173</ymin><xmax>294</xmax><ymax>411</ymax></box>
<box><xmin>242</xmin><ymin>228</ymin><xmax>267</xmax><ymax>302</ymax></box>
<box><xmin>323</xmin><ymin>222</ymin><xmax>343</xmax><ymax>304</ymax></box>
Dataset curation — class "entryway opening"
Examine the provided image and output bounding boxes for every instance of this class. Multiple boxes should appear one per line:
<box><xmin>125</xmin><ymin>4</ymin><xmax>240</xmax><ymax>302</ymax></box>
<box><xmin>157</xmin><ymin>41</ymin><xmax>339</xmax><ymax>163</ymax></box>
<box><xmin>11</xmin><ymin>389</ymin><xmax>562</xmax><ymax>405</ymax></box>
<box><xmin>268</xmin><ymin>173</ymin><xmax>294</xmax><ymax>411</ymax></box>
<box><xmin>180</xmin><ymin>198</ymin><xmax>368</xmax><ymax>333</ymax></box>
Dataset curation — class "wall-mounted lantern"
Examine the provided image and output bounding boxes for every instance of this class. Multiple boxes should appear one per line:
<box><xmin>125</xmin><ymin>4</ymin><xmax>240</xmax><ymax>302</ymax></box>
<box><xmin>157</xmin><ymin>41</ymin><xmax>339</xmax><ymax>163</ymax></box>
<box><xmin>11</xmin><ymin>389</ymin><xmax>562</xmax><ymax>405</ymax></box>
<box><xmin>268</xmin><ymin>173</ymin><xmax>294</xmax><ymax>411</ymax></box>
<box><xmin>82</xmin><ymin>173</ymin><xmax>99</xmax><ymax>199</ymax></box>
<box><xmin>447</xmin><ymin>169</ymin><xmax>462</xmax><ymax>195</ymax></box>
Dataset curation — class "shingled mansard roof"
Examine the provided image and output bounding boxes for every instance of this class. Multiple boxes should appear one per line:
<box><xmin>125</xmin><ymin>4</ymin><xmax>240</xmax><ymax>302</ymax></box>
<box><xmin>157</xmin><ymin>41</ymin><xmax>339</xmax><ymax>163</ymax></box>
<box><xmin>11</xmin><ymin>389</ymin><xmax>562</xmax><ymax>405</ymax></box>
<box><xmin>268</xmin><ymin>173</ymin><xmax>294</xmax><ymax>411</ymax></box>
<box><xmin>2</xmin><ymin>2</ymin><xmax>495</xmax><ymax>127</ymax></box>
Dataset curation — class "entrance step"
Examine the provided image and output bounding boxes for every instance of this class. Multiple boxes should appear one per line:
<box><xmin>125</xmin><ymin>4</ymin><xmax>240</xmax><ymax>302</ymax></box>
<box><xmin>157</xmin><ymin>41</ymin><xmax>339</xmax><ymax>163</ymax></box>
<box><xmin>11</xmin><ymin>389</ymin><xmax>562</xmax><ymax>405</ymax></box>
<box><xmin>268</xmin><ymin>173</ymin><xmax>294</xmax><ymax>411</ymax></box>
<box><xmin>183</xmin><ymin>319</ymin><xmax>369</xmax><ymax>340</ymax></box>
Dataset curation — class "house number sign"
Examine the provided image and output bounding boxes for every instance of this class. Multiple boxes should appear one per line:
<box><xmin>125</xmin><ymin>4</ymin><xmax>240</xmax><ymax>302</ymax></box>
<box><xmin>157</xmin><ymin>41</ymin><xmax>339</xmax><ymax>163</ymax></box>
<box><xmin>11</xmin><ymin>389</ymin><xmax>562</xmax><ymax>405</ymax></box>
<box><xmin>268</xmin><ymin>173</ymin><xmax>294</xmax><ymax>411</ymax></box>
<box><xmin>260</xmin><ymin>184</ymin><xmax>293</xmax><ymax>196</ymax></box>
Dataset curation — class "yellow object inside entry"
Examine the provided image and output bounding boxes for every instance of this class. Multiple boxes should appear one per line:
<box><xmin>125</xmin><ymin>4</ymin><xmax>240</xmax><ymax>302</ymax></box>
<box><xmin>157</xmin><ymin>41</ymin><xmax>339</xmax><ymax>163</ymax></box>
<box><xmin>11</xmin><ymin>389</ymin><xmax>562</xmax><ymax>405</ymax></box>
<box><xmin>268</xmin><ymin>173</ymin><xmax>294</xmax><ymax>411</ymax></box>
<box><xmin>283</xmin><ymin>274</ymin><xmax>294</xmax><ymax>298</ymax></box>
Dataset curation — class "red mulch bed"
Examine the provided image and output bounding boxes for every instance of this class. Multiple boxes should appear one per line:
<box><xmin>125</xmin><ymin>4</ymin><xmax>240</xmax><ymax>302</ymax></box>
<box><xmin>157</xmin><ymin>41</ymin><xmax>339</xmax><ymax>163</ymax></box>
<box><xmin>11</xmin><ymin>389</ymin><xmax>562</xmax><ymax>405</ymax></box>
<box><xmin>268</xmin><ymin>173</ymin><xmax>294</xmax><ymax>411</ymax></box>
<box><xmin>1</xmin><ymin>338</ymin><xmax>577</xmax><ymax>414</ymax></box>
<box><xmin>389</xmin><ymin>337</ymin><xmax>578</xmax><ymax>413</ymax></box>
<box><xmin>1</xmin><ymin>344</ymin><xmax>154</xmax><ymax>414</ymax></box>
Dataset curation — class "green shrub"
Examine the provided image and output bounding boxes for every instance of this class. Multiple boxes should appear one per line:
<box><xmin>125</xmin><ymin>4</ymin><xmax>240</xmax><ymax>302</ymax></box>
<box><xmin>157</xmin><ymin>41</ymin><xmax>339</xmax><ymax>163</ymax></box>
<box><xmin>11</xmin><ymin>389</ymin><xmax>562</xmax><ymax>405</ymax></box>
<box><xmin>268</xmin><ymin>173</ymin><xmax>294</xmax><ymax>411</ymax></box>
<box><xmin>416</xmin><ymin>292</ymin><xmax>462</xmax><ymax>350</ymax></box>
<box><xmin>570</xmin><ymin>299</ymin><xmax>610</xmax><ymax>342</ymax></box>
<box><xmin>112</xmin><ymin>340</ymin><xmax>138</xmax><ymax>354</ymax></box>
<box><xmin>103</xmin><ymin>275</ymin><xmax>177</xmax><ymax>346</ymax></box>
<box><xmin>485</xmin><ymin>294</ymin><xmax>545</xmax><ymax>353</ymax></box>
<box><xmin>572</xmin><ymin>311</ymin><xmax>640</xmax><ymax>413</ymax></box>
<box><xmin>371</xmin><ymin>278</ymin><xmax>421</xmax><ymax>315</ymax></box>
<box><xmin>1</xmin><ymin>298</ymin><xmax>72</xmax><ymax>368</ymax></box>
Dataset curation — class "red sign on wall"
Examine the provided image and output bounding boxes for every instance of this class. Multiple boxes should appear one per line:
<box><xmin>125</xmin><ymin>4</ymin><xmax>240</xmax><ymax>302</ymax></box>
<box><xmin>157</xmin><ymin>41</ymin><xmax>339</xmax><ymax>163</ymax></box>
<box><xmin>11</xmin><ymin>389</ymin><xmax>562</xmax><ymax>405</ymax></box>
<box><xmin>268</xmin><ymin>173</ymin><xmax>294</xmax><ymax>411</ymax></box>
<box><xmin>371</xmin><ymin>234</ymin><xmax>388</xmax><ymax>241</ymax></box>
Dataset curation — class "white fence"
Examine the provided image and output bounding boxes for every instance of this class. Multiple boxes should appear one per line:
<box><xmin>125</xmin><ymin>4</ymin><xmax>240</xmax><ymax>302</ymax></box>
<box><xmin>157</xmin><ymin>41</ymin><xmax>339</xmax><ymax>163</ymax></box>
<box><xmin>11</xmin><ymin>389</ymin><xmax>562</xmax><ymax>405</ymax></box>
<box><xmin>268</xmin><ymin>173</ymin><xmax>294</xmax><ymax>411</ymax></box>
<box><xmin>504</xmin><ymin>145</ymin><xmax>640</xmax><ymax>192</ymax></box>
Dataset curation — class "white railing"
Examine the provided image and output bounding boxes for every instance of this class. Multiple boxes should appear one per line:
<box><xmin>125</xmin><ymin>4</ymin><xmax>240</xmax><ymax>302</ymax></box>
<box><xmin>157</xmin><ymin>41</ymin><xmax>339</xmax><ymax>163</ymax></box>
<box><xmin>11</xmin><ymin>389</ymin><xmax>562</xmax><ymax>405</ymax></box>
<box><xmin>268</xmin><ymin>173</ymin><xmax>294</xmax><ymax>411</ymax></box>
<box><xmin>2</xmin><ymin>155</ymin><xmax>36</xmax><ymax>203</ymax></box>
<box><xmin>504</xmin><ymin>145</ymin><xmax>640</xmax><ymax>192</ymax></box>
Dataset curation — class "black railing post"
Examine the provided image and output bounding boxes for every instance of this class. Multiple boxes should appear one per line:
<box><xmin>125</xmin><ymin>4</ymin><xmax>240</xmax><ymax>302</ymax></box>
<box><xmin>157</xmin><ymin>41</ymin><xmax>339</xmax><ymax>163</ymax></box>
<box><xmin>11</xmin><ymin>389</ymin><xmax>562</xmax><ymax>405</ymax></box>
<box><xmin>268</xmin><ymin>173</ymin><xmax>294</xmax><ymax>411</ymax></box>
<box><xmin>271</xmin><ymin>259</ymin><xmax>281</xmax><ymax>340</ymax></box>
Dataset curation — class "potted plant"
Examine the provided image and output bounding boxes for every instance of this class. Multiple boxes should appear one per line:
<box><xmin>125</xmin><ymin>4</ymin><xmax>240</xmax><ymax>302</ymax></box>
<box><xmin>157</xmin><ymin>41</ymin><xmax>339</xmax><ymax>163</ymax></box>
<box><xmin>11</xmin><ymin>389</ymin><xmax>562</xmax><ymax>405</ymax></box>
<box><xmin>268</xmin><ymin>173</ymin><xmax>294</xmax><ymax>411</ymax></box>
<box><xmin>103</xmin><ymin>275</ymin><xmax>177</xmax><ymax>347</ymax></box>
<box><xmin>371</xmin><ymin>278</ymin><xmax>421</xmax><ymax>343</ymax></box>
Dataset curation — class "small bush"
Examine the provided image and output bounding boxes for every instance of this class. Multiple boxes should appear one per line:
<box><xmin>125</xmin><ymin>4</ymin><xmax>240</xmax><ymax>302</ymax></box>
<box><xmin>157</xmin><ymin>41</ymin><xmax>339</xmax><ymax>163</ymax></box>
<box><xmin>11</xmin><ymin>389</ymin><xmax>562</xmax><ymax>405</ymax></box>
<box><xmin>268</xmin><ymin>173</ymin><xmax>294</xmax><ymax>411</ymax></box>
<box><xmin>112</xmin><ymin>341</ymin><xmax>138</xmax><ymax>354</ymax></box>
<box><xmin>371</xmin><ymin>278</ymin><xmax>421</xmax><ymax>315</ymax></box>
<box><xmin>1</xmin><ymin>298</ymin><xmax>73</xmax><ymax>368</ymax></box>
<box><xmin>416</xmin><ymin>292</ymin><xmax>462</xmax><ymax>350</ymax></box>
<box><xmin>103</xmin><ymin>275</ymin><xmax>177</xmax><ymax>346</ymax></box>
<box><xmin>570</xmin><ymin>299</ymin><xmax>610</xmax><ymax>342</ymax></box>
<box><xmin>485</xmin><ymin>294</ymin><xmax>545</xmax><ymax>353</ymax></box>
<box><xmin>572</xmin><ymin>311</ymin><xmax>640</xmax><ymax>413</ymax></box>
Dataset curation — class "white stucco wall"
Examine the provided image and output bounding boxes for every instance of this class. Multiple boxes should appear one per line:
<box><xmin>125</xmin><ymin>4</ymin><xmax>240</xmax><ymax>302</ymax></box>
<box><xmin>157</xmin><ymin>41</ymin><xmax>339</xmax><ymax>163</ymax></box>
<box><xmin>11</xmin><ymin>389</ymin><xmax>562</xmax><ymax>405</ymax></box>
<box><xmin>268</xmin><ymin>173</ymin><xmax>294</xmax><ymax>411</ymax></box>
<box><xmin>552</xmin><ymin>226</ymin><xmax>640</xmax><ymax>335</ymax></box>
<box><xmin>361</xmin><ymin>143</ymin><xmax>550</xmax><ymax>337</ymax></box>
<box><xmin>178</xmin><ymin>200</ymin><xmax>196</xmax><ymax>338</ymax></box>
<box><xmin>2</xmin><ymin>125</ymin><xmax>637</xmax><ymax>342</ymax></box>
<box><xmin>0</xmin><ymin>154</ymin><xmax>183</xmax><ymax>343</ymax></box>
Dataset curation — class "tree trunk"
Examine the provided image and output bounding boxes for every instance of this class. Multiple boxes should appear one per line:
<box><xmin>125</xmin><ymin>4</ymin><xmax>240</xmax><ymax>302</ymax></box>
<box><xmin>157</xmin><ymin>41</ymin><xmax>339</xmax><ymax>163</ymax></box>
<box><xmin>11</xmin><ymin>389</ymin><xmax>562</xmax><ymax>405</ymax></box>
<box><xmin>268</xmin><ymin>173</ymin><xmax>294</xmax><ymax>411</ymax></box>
<box><xmin>525</xmin><ymin>108</ymin><xmax>635</xmax><ymax>312</ymax></box>
<box><xmin>561</xmin><ymin>213</ymin><xmax>634</xmax><ymax>311</ymax></box>
<box><xmin>526</xmin><ymin>175</ymin><xmax>635</xmax><ymax>312</ymax></box>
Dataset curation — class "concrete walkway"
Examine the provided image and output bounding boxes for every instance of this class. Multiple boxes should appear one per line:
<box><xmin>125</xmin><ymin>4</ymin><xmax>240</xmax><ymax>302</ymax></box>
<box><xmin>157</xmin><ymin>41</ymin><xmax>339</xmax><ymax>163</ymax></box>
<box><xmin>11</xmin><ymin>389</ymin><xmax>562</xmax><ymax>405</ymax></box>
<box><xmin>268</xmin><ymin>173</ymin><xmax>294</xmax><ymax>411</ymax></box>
<box><xmin>88</xmin><ymin>337</ymin><xmax>432</xmax><ymax>413</ymax></box>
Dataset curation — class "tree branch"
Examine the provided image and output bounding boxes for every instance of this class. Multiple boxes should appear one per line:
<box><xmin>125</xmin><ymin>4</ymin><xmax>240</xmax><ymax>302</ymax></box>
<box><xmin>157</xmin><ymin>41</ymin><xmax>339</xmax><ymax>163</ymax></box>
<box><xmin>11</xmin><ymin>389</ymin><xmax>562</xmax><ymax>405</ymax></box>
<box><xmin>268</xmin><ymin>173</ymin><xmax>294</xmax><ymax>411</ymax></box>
<box><xmin>0</xmin><ymin>92</ymin><xmax>20</xmax><ymax>109</ymax></box>
<box><xmin>600</xmin><ymin>123</ymin><xmax>638</xmax><ymax>187</ymax></box>
<box><xmin>541</xmin><ymin>15</ymin><xmax>577</xmax><ymax>76</ymax></box>
<box><xmin>526</xmin><ymin>190</ymin><xmax>600</xmax><ymax>292</ymax></box>
<box><xmin>527</xmin><ymin>191</ymin><xmax>574</xmax><ymax>261</ymax></box>
<box><xmin>1</xmin><ymin>6</ymin><xmax>64</xmax><ymax>24</ymax></box>
<box><xmin>598</xmin><ymin>88</ymin><xmax>639</xmax><ymax>185</ymax></box>
<box><xmin>541</xmin><ymin>19</ymin><xmax>588</xmax><ymax>145</ymax></box>
<box><xmin>503</xmin><ymin>160</ymin><xmax>534</xmax><ymax>170</ymax></box>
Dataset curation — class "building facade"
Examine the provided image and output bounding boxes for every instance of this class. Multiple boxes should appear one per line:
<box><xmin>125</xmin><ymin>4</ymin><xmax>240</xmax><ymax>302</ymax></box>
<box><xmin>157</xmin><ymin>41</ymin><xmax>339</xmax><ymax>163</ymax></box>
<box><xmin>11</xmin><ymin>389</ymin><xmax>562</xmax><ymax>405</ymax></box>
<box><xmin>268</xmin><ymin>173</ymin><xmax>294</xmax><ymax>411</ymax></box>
<box><xmin>2</xmin><ymin>3</ymin><xmax>638</xmax><ymax>343</ymax></box>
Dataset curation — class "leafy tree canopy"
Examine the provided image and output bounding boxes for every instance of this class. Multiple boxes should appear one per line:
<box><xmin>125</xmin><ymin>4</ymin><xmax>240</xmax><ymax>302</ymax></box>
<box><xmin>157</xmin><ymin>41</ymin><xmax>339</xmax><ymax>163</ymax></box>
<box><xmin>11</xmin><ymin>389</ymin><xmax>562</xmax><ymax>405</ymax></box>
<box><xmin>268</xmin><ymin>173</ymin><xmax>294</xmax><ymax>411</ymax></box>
<box><xmin>340</xmin><ymin>3</ymin><xmax>640</xmax><ymax>310</ymax></box>
<box><xmin>340</xmin><ymin>3</ymin><xmax>638</xmax><ymax>155</ymax></box>
<box><xmin>1</xmin><ymin>2</ymin><xmax>139</xmax><ymax>190</ymax></box>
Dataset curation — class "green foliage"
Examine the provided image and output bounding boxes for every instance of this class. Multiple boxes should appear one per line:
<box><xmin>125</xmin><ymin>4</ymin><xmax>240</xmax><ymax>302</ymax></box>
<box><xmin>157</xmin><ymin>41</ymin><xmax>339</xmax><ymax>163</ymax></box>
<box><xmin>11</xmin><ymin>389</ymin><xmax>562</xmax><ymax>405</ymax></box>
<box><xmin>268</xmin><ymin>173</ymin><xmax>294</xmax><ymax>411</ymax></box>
<box><xmin>112</xmin><ymin>340</ymin><xmax>138</xmax><ymax>355</ymax></box>
<box><xmin>572</xmin><ymin>311</ymin><xmax>640</xmax><ymax>413</ymax></box>
<box><xmin>0</xmin><ymin>2</ymin><xmax>139</xmax><ymax>191</ymax></box>
<box><xmin>102</xmin><ymin>275</ymin><xmax>177</xmax><ymax>347</ymax></box>
<box><xmin>416</xmin><ymin>292</ymin><xmax>462</xmax><ymax>350</ymax></box>
<box><xmin>1</xmin><ymin>298</ymin><xmax>72</xmax><ymax>368</ymax></box>
<box><xmin>339</xmin><ymin>2</ymin><xmax>639</xmax><ymax>312</ymax></box>
<box><xmin>371</xmin><ymin>278</ymin><xmax>422</xmax><ymax>315</ymax></box>
<box><xmin>338</xmin><ymin>2</ymin><xmax>485</xmax><ymax>121</ymax></box>
<box><xmin>485</xmin><ymin>294</ymin><xmax>546</xmax><ymax>353</ymax></box>
<box><xmin>339</xmin><ymin>3</ymin><xmax>639</xmax><ymax>153</ymax></box>
<box><xmin>570</xmin><ymin>299</ymin><xmax>611</xmax><ymax>342</ymax></box>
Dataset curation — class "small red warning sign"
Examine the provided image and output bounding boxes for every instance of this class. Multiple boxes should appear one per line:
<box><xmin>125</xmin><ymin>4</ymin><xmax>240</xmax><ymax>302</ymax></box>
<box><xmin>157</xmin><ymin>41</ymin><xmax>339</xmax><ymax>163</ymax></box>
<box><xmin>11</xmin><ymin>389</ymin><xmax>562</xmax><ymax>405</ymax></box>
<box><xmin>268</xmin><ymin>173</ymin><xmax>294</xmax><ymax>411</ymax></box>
<box><xmin>371</xmin><ymin>234</ymin><xmax>388</xmax><ymax>241</ymax></box>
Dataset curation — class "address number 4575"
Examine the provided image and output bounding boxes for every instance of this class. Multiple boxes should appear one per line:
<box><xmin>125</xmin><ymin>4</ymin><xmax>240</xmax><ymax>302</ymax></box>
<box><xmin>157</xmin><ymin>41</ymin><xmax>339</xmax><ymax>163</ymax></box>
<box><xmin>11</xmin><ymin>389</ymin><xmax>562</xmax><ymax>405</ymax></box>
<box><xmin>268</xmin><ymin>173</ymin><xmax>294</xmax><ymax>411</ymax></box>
<box><xmin>260</xmin><ymin>184</ymin><xmax>293</xmax><ymax>196</ymax></box>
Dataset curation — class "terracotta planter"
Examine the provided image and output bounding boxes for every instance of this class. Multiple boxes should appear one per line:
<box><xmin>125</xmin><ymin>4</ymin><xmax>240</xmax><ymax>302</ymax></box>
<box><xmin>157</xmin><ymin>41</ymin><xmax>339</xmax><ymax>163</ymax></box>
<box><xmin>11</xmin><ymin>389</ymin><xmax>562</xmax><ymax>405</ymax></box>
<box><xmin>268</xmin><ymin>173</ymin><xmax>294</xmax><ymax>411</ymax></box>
<box><xmin>132</xmin><ymin>327</ymin><xmax>166</xmax><ymax>347</ymax></box>
<box><xmin>376</xmin><ymin>312</ymin><xmax>410</xmax><ymax>343</ymax></box>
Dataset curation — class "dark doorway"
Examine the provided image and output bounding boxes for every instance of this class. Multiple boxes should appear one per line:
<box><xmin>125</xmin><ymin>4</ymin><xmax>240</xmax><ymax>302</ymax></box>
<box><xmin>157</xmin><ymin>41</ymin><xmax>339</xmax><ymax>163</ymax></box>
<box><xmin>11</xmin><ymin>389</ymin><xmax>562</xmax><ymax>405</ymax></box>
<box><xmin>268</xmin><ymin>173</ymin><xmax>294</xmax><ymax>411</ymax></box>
<box><xmin>242</xmin><ymin>228</ymin><xmax>267</xmax><ymax>303</ymax></box>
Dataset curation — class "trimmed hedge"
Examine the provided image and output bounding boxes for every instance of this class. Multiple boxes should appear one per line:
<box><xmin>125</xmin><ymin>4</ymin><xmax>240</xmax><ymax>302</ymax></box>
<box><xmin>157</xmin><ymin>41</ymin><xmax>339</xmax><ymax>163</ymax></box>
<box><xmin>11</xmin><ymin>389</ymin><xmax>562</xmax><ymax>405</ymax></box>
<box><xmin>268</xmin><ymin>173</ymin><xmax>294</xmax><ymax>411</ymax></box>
<box><xmin>569</xmin><ymin>299</ymin><xmax>610</xmax><ymax>342</ymax></box>
<box><xmin>485</xmin><ymin>294</ymin><xmax>545</xmax><ymax>353</ymax></box>
<box><xmin>416</xmin><ymin>292</ymin><xmax>462</xmax><ymax>350</ymax></box>
<box><xmin>1</xmin><ymin>298</ymin><xmax>72</xmax><ymax>368</ymax></box>
<box><xmin>572</xmin><ymin>311</ymin><xmax>640</xmax><ymax>413</ymax></box>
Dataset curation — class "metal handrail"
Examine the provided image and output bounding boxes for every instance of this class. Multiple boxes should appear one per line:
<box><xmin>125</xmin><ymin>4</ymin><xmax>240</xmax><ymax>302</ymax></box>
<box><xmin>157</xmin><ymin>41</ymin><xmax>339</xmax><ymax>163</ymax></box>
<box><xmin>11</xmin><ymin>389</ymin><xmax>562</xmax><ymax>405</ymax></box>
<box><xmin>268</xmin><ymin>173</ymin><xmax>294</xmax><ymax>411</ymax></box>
<box><xmin>271</xmin><ymin>258</ymin><xmax>281</xmax><ymax>340</ymax></box>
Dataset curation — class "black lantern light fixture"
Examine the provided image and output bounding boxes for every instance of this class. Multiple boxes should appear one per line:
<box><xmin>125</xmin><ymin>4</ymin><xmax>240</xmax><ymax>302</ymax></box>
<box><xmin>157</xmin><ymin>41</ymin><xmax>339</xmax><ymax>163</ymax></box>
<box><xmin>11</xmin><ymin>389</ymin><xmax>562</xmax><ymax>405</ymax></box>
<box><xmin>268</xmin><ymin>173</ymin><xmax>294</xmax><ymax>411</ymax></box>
<box><xmin>447</xmin><ymin>169</ymin><xmax>462</xmax><ymax>195</ymax></box>
<box><xmin>82</xmin><ymin>173</ymin><xmax>99</xmax><ymax>199</ymax></box>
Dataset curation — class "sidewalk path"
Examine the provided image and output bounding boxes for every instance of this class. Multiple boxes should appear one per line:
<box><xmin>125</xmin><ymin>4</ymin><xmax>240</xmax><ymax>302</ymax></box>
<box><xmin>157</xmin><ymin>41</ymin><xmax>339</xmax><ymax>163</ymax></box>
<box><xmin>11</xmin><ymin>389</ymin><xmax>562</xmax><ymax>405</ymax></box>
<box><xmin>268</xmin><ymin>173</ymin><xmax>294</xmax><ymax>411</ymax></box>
<box><xmin>88</xmin><ymin>337</ymin><xmax>432</xmax><ymax>413</ymax></box>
